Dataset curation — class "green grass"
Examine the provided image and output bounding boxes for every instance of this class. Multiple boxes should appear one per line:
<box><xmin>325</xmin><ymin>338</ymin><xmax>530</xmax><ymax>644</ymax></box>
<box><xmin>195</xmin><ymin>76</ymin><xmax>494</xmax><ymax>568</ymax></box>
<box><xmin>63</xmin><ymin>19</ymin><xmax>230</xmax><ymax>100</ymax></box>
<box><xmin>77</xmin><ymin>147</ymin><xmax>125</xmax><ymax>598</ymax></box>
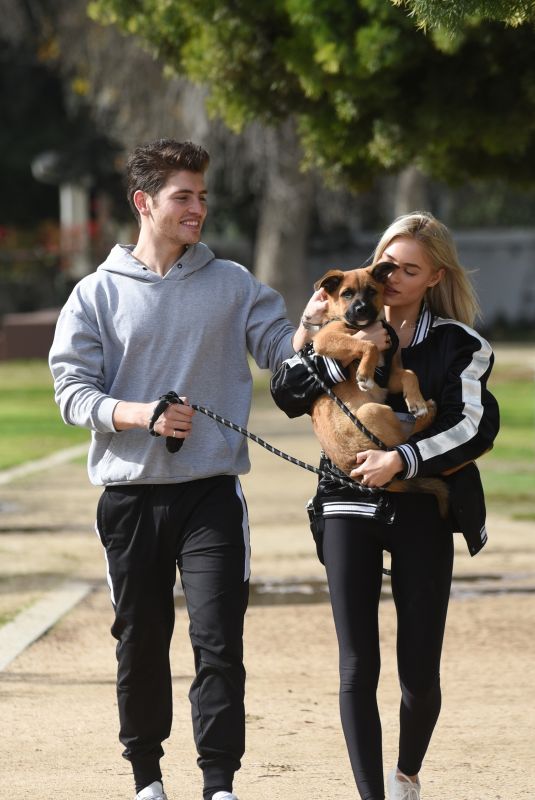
<box><xmin>479</xmin><ymin>372</ymin><xmax>535</xmax><ymax>520</ymax></box>
<box><xmin>0</xmin><ymin>357</ymin><xmax>534</xmax><ymax>521</ymax></box>
<box><xmin>0</xmin><ymin>360</ymin><xmax>89</xmax><ymax>470</ymax></box>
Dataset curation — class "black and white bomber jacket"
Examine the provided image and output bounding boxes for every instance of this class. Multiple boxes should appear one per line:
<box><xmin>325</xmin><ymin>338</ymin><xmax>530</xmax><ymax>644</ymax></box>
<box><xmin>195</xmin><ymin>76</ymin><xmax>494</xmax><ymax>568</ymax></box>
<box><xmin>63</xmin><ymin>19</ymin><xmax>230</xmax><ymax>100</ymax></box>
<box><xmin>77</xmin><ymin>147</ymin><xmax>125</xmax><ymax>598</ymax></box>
<box><xmin>270</xmin><ymin>305</ymin><xmax>500</xmax><ymax>556</ymax></box>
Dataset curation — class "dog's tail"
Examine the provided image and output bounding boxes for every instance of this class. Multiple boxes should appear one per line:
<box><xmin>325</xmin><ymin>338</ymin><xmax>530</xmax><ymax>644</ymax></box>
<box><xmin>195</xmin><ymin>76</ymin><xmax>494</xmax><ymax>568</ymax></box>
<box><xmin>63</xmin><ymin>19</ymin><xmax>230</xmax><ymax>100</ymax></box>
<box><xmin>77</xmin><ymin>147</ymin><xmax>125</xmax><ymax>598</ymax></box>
<box><xmin>388</xmin><ymin>478</ymin><xmax>449</xmax><ymax>518</ymax></box>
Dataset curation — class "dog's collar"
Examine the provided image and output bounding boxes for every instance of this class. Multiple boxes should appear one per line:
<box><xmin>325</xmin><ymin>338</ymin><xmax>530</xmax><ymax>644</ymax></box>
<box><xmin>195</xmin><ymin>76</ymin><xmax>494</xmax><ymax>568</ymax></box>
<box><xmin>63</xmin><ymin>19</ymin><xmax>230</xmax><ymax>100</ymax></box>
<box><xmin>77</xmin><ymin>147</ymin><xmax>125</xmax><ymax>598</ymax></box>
<box><xmin>322</xmin><ymin>316</ymin><xmax>343</xmax><ymax>327</ymax></box>
<box><xmin>320</xmin><ymin>315</ymin><xmax>399</xmax><ymax>348</ymax></box>
<box><xmin>321</xmin><ymin>316</ymin><xmax>363</xmax><ymax>332</ymax></box>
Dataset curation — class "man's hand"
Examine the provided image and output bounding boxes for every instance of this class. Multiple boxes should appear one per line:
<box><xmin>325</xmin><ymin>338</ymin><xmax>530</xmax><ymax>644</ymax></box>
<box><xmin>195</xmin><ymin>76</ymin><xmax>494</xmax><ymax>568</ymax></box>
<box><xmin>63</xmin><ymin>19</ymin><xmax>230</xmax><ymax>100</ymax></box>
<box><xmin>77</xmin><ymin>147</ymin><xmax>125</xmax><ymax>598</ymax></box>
<box><xmin>113</xmin><ymin>397</ymin><xmax>195</xmax><ymax>439</ymax></box>
<box><xmin>151</xmin><ymin>398</ymin><xmax>195</xmax><ymax>439</ymax></box>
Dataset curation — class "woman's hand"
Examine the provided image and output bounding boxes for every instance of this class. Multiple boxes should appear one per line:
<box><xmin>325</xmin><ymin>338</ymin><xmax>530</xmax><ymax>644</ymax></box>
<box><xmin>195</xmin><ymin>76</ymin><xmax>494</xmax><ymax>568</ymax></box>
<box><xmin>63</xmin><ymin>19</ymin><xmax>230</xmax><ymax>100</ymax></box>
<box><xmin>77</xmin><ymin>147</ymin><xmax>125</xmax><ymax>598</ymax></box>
<box><xmin>351</xmin><ymin>322</ymin><xmax>392</xmax><ymax>352</ymax></box>
<box><xmin>350</xmin><ymin>449</ymin><xmax>404</xmax><ymax>487</ymax></box>
<box><xmin>301</xmin><ymin>287</ymin><xmax>329</xmax><ymax>326</ymax></box>
<box><xmin>293</xmin><ymin>288</ymin><xmax>330</xmax><ymax>350</ymax></box>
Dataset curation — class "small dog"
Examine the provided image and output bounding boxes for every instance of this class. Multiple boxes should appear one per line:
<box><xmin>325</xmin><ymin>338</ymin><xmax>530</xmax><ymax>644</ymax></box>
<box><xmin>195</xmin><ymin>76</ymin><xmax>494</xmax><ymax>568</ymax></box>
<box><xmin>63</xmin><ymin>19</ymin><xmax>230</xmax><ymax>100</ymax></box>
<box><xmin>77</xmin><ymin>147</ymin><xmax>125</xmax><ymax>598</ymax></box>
<box><xmin>310</xmin><ymin>262</ymin><xmax>448</xmax><ymax>514</ymax></box>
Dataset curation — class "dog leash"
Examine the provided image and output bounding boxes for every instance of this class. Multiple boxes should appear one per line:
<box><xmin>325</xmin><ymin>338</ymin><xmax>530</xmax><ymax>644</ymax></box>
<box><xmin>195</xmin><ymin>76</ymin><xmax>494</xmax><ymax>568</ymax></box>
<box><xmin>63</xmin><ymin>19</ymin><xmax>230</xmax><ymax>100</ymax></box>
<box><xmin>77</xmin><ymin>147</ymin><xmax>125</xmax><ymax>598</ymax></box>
<box><xmin>149</xmin><ymin>392</ymin><xmax>392</xmax><ymax>575</ymax></box>
<box><xmin>148</xmin><ymin>391</ymin><xmax>382</xmax><ymax>496</ymax></box>
<box><xmin>299</xmin><ymin>352</ymin><xmax>389</xmax><ymax>451</ymax></box>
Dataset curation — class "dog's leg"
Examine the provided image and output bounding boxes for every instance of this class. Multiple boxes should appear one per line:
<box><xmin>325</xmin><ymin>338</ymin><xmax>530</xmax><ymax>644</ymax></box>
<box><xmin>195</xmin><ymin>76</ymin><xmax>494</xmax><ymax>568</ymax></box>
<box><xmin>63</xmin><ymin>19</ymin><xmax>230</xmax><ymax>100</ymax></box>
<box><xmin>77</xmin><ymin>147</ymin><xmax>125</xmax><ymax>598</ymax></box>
<box><xmin>354</xmin><ymin>344</ymin><xmax>380</xmax><ymax>391</ymax></box>
<box><xmin>387</xmin><ymin>359</ymin><xmax>429</xmax><ymax>418</ymax></box>
<box><xmin>356</xmin><ymin>402</ymin><xmax>410</xmax><ymax>448</ymax></box>
<box><xmin>314</xmin><ymin>330</ymin><xmax>379</xmax><ymax>391</ymax></box>
<box><xmin>412</xmin><ymin>399</ymin><xmax>437</xmax><ymax>432</ymax></box>
<box><xmin>355</xmin><ymin>396</ymin><xmax>436</xmax><ymax>450</ymax></box>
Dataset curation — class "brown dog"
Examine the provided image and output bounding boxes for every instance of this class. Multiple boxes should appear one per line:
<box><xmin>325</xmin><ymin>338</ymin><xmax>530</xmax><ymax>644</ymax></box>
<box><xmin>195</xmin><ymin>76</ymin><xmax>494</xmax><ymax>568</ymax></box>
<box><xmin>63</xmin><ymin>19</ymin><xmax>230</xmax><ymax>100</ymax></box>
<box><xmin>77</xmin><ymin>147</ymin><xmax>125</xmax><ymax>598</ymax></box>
<box><xmin>310</xmin><ymin>262</ymin><xmax>448</xmax><ymax>514</ymax></box>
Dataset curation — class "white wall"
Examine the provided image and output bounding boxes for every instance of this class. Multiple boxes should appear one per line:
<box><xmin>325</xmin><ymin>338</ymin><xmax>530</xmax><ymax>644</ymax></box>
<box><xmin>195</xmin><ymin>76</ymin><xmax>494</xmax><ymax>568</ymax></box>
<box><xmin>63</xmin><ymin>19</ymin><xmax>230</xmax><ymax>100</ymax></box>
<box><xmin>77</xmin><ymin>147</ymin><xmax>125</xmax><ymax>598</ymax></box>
<box><xmin>455</xmin><ymin>229</ymin><xmax>535</xmax><ymax>324</ymax></box>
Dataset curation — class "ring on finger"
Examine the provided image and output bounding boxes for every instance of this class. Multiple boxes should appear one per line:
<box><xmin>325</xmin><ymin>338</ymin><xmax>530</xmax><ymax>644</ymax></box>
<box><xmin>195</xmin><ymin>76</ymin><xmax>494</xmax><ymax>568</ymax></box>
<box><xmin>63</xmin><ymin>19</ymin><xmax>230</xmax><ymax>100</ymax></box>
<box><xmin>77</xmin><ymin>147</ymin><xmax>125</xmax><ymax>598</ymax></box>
<box><xmin>172</xmin><ymin>430</ymin><xmax>177</xmax><ymax>438</ymax></box>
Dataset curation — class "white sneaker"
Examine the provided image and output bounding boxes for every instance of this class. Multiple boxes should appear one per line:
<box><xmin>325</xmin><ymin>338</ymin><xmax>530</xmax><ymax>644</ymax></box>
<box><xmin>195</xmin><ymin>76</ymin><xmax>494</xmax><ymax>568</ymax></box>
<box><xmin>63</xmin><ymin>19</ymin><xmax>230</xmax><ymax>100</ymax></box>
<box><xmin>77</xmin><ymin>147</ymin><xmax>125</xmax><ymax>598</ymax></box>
<box><xmin>135</xmin><ymin>781</ymin><xmax>168</xmax><ymax>800</ymax></box>
<box><xmin>387</xmin><ymin>769</ymin><xmax>421</xmax><ymax>800</ymax></box>
<box><xmin>212</xmin><ymin>793</ymin><xmax>239</xmax><ymax>800</ymax></box>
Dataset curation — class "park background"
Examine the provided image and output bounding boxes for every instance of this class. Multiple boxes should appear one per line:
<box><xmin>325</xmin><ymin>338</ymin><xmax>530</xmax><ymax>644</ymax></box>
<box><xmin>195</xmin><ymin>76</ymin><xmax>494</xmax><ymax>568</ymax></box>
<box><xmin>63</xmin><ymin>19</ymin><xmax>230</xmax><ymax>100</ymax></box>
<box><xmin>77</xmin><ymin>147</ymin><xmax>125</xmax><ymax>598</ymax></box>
<box><xmin>0</xmin><ymin>2</ymin><xmax>534</xmax><ymax>799</ymax></box>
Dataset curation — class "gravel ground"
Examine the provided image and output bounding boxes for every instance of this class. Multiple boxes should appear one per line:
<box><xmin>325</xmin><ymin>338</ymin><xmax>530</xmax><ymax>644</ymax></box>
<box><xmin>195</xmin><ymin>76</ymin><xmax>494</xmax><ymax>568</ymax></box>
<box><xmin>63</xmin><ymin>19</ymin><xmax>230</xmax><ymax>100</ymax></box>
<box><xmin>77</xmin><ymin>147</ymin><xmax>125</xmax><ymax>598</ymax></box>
<box><xmin>0</xmin><ymin>389</ymin><xmax>534</xmax><ymax>799</ymax></box>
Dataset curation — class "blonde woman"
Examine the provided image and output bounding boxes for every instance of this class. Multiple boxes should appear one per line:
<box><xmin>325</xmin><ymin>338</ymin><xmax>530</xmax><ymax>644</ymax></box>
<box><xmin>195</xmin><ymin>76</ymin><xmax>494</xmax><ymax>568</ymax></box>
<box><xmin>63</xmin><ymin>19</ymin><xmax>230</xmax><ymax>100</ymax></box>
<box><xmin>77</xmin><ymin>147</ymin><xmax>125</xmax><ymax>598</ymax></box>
<box><xmin>271</xmin><ymin>212</ymin><xmax>499</xmax><ymax>800</ymax></box>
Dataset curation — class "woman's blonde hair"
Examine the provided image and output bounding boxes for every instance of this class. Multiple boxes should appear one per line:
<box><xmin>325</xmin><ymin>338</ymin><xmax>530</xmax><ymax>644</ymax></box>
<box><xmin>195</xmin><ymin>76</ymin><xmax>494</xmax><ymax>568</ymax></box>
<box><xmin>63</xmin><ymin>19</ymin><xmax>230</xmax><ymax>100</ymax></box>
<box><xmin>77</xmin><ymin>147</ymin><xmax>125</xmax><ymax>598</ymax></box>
<box><xmin>372</xmin><ymin>211</ymin><xmax>480</xmax><ymax>326</ymax></box>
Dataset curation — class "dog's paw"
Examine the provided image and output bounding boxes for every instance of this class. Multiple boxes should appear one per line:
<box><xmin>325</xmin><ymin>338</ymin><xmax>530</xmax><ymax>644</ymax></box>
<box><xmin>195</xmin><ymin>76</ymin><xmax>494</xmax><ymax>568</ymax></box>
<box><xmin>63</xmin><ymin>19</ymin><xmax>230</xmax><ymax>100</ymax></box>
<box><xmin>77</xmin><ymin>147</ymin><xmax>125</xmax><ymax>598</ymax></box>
<box><xmin>356</xmin><ymin>373</ymin><xmax>376</xmax><ymax>392</ymax></box>
<box><xmin>408</xmin><ymin>398</ymin><xmax>429</xmax><ymax>418</ymax></box>
<box><xmin>426</xmin><ymin>399</ymin><xmax>437</xmax><ymax>415</ymax></box>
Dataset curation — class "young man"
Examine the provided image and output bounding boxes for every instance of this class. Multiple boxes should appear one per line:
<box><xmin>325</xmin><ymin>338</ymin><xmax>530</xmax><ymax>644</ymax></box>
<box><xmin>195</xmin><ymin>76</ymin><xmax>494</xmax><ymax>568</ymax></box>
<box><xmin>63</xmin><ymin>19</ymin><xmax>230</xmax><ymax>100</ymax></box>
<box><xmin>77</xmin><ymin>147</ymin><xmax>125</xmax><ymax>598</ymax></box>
<box><xmin>49</xmin><ymin>139</ymin><xmax>320</xmax><ymax>800</ymax></box>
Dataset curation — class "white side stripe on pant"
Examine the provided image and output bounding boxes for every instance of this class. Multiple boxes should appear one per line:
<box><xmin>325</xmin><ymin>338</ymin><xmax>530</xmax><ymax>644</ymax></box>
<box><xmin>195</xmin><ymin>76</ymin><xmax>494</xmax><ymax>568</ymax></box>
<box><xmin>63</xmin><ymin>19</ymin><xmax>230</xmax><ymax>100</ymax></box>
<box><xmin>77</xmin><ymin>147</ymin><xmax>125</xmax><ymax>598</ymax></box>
<box><xmin>234</xmin><ymin>477</ymin><xmax>251</xmax><ymax>581</ymax></box>
<box><xmin>94</xmin><ymin>519</ymin><xmax>116</xmax><ymax>606</ymax></box>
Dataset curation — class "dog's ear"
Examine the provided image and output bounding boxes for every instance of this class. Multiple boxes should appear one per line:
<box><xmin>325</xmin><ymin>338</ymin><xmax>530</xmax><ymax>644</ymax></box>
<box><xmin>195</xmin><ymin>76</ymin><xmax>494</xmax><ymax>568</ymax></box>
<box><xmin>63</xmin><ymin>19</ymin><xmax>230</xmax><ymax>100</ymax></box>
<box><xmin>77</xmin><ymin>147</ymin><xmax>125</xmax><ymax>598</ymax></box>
<box><xmin>314</xmin><ymin>270</ymin><xmax>345</xmax><ymax>294</ymax></box>
<box><xmin>370</xmin><ymin>261</ymin><xmax>396</xmax><ymax>284</ymax></box>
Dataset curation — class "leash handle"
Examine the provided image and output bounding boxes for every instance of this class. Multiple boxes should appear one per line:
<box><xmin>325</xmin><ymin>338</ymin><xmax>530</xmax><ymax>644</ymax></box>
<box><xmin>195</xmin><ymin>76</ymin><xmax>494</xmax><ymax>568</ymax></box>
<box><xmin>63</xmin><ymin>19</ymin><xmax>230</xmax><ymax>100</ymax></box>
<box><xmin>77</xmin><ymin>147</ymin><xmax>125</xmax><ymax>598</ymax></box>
<box><xmin>148</xmin><ymin>391</ymin><xmax>184</xmax><ymax>453</ymax></box>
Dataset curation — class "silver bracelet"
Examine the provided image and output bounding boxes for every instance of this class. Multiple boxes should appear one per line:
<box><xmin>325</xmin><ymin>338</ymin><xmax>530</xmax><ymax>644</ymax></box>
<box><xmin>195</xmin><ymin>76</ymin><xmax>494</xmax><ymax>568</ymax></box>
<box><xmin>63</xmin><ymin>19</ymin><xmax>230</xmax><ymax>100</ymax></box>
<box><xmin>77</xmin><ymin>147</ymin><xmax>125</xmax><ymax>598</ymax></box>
<box><xmin>301</xmin><ymin>316</ymin><xmax>322</xmax><ymax>332</ymax></box>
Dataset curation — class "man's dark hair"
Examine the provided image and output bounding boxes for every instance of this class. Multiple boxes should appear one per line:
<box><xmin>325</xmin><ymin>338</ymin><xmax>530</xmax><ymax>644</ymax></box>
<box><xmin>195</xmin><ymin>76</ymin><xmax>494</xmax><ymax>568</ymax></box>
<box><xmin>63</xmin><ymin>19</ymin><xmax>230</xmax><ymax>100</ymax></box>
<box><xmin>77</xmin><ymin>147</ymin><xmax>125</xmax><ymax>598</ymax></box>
<box><xmin>126</xmin><ymin>138</ymin><xmax>210</xmax><ymax>223</ymax></box>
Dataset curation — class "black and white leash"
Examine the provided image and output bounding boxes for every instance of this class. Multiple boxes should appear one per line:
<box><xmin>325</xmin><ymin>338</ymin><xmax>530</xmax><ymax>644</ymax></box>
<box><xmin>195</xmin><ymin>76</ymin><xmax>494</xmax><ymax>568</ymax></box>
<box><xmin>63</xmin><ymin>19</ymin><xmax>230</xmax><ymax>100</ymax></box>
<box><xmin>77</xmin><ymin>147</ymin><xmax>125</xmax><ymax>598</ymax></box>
<box><xmin>299</xmin><ymin>352</ymin><xmax>389</xmax><ymax>452</ymax></box>
<box><xmin>149</xmin><ymin>390</ymin><xmax>392</xmax><ymax>574</ymax></box>
<box><xmin>148</xmin><ymin>391</ymin><xmax>381</xmax><ymax>496</ymax></box>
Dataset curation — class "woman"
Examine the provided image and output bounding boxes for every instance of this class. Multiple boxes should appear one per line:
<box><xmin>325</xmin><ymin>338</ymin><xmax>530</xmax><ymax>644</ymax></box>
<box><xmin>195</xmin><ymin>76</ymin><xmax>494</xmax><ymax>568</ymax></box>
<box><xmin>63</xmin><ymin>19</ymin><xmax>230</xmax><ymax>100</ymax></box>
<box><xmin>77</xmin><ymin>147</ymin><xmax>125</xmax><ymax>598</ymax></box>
<box><xmin>271</xmin><ymin>212</ymin><xmax>499</xmax><ymax>800</ymax></box>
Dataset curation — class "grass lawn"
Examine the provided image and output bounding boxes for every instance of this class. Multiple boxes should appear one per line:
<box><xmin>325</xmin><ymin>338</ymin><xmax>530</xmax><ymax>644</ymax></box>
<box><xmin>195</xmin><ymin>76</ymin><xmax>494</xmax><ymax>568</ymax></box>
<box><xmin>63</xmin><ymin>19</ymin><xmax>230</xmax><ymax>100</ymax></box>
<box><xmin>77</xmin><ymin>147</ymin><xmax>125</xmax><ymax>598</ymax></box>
<box><xmin>479</xmin><ymin>366</ymin><xmax>535</xmax><ymax>520</ymax></box>
<box><xmin>0</xmin><ymin>360</ymin><xmax>89</xmax><ymax>470</ymax></box>
<box><xmin>0</xmin><ymin>355</ymin><xmax>533</xmax><ymax>520</ymax></box>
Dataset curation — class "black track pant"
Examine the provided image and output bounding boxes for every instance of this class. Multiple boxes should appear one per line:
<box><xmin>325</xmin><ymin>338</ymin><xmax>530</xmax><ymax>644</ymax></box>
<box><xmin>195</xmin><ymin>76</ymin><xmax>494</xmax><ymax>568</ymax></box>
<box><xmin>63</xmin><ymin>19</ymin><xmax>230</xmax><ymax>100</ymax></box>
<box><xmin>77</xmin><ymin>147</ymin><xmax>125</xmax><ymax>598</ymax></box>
<box><xmin>96</xmin><ymin>476</ymin><xmax>250</xmax><ymax>798</ymax></box>
<box><xmin>322</xmin><ymin>494</ymin><xmax>454</xmax><ymax>800</ymax></box>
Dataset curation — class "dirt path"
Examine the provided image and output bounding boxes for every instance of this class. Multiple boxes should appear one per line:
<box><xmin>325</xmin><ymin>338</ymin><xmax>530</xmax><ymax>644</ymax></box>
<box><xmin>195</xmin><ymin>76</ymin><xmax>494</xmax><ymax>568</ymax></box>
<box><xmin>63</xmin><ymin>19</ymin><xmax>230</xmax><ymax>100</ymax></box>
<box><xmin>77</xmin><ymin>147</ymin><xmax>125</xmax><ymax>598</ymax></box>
<box><xmin>1</xmin><ymin>407</ymin><xmax>534</xmax><ymax>799</ymax></box>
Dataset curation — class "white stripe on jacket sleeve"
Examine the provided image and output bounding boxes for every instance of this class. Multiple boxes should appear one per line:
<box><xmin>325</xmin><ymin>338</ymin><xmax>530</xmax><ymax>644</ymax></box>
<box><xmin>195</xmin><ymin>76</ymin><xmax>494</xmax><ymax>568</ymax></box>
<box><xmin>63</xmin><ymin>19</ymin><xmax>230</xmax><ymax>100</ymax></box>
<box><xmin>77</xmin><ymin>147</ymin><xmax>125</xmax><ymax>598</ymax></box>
<box><xmin>416</xmin><ymin>320</ymin><xmax>493</xmax><ymax>463</ymax></box>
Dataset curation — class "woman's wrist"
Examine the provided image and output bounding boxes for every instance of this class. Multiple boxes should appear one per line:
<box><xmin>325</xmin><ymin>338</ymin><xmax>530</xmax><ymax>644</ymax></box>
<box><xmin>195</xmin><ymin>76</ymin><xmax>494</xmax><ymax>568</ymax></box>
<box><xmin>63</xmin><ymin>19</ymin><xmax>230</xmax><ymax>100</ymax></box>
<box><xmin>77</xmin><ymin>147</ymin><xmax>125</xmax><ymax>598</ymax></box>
<box><xmin>300</xmin><ymin>313</ymin><xmax>322</xmax><ymax>332</ymax></box>
<box><xmin>389</xmin><ymin>449</ymin><xmax>404</xmax><ymax>474</ymax></box>
<box><xmin>392</xmin><ymin>446</ymin><xmax>410</xmax><ymax>478</ymax></box>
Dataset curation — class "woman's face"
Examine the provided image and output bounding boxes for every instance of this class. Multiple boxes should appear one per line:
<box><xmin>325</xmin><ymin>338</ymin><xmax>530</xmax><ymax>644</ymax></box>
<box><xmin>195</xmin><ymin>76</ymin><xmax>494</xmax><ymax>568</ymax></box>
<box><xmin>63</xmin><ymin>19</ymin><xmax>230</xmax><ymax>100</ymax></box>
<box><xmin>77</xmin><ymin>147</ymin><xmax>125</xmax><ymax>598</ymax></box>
<box><xmin>380</xmin><ymin>236</ymin><xmax>444</xmax><ymax>310</ymax></box>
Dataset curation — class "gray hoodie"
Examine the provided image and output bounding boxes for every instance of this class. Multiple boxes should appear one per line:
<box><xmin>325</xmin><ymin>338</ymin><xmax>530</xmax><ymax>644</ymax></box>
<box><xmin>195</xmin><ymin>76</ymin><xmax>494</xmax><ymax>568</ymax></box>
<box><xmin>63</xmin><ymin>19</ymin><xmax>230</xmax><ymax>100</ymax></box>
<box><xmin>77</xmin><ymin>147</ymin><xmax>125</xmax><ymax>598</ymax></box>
<box><xmin>49</xmin><ymin>242</ymin><xmax>296</xmax><ymax>485</ymax></box>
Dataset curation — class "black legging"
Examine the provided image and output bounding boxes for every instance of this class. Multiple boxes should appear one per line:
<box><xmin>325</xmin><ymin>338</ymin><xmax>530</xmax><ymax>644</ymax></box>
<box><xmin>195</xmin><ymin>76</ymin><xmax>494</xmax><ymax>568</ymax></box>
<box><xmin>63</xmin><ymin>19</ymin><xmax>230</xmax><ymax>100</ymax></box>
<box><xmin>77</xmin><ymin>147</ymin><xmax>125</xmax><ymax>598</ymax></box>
<box><xmin>322</xmin><ymin>493</ymin><xmax>454</xmax><ymax>800</ymax></box>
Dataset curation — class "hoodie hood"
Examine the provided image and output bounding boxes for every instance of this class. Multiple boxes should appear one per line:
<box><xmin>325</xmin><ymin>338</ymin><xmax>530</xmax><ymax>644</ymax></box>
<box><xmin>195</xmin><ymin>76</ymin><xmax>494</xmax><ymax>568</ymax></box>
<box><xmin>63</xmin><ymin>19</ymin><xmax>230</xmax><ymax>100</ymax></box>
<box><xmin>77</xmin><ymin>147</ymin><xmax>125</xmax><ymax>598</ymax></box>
<box><xmin>97</xmin><ymin>242</ymin><xmax>215</xmax><ymax>283</ymax></box>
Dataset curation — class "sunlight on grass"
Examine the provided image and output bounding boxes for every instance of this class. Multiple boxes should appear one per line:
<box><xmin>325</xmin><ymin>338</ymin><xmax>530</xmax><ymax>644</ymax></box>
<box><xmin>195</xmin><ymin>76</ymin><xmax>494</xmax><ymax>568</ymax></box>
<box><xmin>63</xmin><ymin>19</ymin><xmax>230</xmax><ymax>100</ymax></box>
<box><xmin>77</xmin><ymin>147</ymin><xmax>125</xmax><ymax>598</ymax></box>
<box><xmin>0</xmin><ymin>360</ymin><xmax>89</xmax><ymax>470</ymax></box>
<box><xmin>483</xmin><ymin>356</ymin><xmax>535</xmax><ymax>519</ymax></box>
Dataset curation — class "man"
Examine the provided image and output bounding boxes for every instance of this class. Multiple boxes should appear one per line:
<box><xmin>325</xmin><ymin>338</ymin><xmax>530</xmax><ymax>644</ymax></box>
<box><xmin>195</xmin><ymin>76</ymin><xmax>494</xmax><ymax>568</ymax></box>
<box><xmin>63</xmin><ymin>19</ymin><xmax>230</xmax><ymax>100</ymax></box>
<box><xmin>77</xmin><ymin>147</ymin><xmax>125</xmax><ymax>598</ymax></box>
<box><xmin>49</xmin><ymin>139</ymin><xmax>320</xmax><ymax>800</ymax></box>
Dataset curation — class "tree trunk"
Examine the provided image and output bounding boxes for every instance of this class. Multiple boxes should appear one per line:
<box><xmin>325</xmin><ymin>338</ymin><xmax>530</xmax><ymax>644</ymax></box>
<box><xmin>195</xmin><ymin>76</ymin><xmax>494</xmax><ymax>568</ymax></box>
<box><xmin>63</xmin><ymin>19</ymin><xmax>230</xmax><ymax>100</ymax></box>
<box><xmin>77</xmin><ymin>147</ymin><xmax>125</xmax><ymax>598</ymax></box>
<box><xmin>393</xmin><ymin>165</ymin><xmax>430</xmax><ymax>217</ymax></box>
<box><xmin>254</xmin><ymin>120</ymin><xmax>314</xmax><ymax>325</ymax></box>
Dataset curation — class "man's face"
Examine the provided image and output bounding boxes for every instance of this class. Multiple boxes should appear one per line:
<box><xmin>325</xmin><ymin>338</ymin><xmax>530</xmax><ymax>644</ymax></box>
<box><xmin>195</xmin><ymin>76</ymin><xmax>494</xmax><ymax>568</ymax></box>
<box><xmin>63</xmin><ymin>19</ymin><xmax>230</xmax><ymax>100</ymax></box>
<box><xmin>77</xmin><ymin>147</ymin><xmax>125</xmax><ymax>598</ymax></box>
<box><xmin>142</xmin><ymin>170</ymin><xmax>208</xmax><ymax>249</ymax></box>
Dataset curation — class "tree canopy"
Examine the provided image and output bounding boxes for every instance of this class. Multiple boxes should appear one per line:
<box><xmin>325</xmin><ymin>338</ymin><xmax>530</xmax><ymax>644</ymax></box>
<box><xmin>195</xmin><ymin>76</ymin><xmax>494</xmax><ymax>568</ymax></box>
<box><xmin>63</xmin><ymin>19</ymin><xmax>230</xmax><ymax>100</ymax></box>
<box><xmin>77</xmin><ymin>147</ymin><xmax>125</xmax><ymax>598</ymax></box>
<box><xmin>391</xmin><ymin>1</ymin><xmax>535</xmax><ymax>32</ymax></box>
<box><xmin>89</xmin><ymin>0</ymin><xmax>535</xmax><ymax>189</ymax></box>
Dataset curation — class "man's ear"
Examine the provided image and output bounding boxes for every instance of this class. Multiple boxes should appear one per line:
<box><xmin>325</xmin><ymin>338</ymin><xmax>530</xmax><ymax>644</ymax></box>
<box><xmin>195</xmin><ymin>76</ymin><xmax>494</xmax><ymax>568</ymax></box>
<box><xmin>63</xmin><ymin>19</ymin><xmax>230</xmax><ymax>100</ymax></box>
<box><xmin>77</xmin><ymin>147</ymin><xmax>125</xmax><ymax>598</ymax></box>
<box><xmin>133</xmin><ymin>190</ymin><xmax>151</xmax><ymax>217</ymax></box>
<box><xmin>314</xmin><ymin>269</ymin><xmax>345</xmax><ymax>295</ymax></box>
<box><xmin>370</xmin><ymin>261</ymin><xmax>396</xmax><ymax>284</ymax></box>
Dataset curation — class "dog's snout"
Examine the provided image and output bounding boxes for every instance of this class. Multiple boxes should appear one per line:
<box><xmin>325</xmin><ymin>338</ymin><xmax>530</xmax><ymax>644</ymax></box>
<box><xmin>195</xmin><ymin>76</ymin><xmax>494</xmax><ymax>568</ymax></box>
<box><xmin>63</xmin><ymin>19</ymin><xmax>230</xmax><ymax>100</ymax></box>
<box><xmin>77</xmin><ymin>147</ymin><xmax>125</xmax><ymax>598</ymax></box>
<box><xmin>345</xmin><ymin>297</ymin><xmax>377</xmax><ymax>327</ymax></box>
